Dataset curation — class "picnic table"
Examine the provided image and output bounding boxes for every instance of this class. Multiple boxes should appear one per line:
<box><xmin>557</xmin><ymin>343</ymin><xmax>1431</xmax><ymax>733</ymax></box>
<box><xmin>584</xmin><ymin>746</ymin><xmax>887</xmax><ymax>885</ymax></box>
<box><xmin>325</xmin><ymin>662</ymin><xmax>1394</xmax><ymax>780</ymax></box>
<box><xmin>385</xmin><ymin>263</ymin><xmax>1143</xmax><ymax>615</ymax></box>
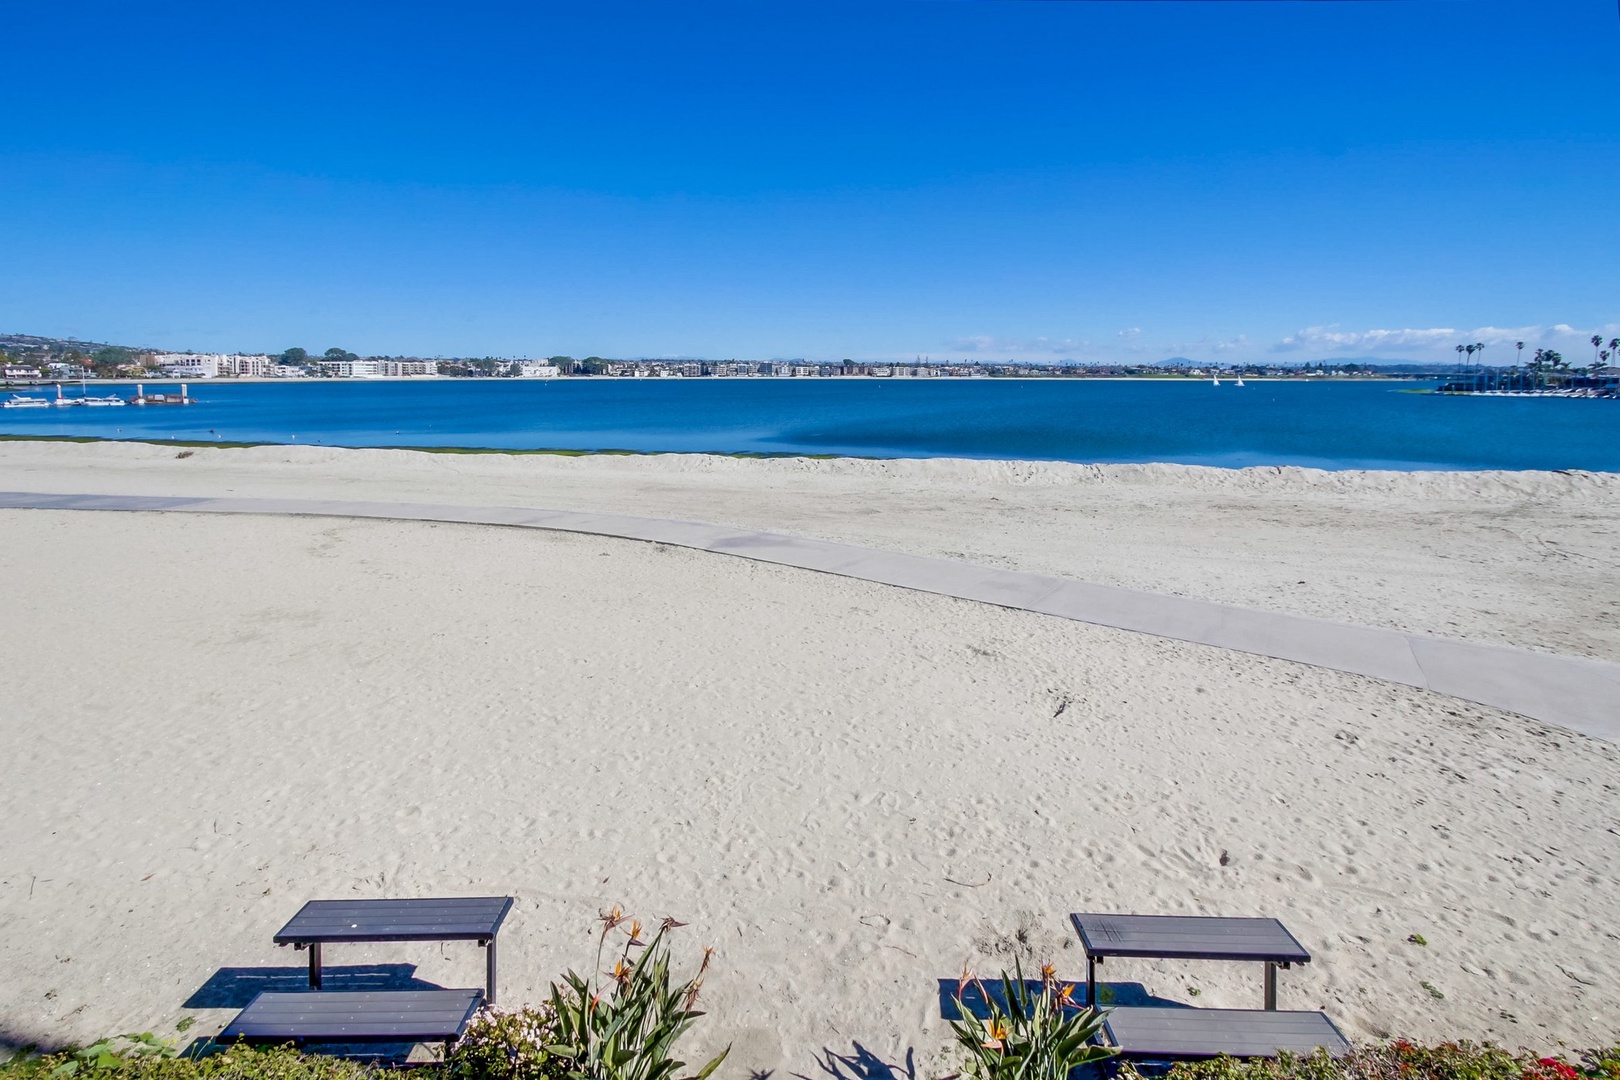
<box><xmin>1070</xmin><ymin>913</ymin><xmax>1310</xmax><ymax>1010</ymax></box>
<box><xmin>275</xmin><ymin>897</ymin><xmax>514</xmax><ymax>1003</ymax></box>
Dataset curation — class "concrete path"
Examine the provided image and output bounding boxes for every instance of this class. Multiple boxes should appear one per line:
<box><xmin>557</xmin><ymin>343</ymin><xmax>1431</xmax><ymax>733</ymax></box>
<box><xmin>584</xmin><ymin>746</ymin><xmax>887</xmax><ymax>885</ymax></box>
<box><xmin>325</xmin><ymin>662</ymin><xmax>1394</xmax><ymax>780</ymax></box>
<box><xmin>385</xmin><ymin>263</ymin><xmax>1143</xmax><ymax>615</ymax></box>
<box><xmin>5</xmin><ymin>490</ymin><xmax>1617</xmax><ymax>741</ymax></box>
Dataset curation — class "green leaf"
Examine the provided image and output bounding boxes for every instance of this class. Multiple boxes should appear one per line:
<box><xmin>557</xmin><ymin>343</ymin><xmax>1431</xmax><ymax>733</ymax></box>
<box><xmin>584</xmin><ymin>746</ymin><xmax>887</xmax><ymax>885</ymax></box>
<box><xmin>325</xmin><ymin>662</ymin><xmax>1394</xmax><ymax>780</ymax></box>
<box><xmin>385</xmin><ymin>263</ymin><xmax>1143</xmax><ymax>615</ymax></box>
<box><xmin>691</xmin><ymin>1045</ymin><xmax>732</xmax><ymax>1080</ymax></box>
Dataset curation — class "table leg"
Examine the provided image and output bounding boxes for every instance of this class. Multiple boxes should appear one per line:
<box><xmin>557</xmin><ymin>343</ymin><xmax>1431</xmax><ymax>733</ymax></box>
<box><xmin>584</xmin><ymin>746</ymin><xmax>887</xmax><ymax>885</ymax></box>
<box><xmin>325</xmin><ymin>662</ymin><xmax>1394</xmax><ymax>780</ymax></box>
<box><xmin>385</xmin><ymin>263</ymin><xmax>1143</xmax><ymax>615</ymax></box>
<box><xmin>1087</xmin><ymin>955</ymin><xmax>1097</xmax><ymax>1009</ymax></box>
<box><xmin>1264</xmin><ymin>961</ymin><xmax>1276</xmax><ymax>1010</ymax></box>
<box><xmin>309</xmin><ymin>942</ymin><xmax>323</xmax><ymax>991</ymax></box>
<box><xmin>485</xmin><ymin>937</ymin><xmax>498</xmax><ymax>1004</ymax></box>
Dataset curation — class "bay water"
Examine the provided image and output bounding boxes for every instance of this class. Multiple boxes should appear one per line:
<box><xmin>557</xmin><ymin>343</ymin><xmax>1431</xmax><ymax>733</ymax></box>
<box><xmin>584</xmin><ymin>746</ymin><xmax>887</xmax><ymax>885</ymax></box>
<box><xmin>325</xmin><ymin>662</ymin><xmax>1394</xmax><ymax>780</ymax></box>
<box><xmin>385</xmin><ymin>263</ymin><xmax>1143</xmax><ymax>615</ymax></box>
<box><xmin>3</xmin><ymin>378</ymin><xmax>1616</xmax><ymax>472</ymax></box>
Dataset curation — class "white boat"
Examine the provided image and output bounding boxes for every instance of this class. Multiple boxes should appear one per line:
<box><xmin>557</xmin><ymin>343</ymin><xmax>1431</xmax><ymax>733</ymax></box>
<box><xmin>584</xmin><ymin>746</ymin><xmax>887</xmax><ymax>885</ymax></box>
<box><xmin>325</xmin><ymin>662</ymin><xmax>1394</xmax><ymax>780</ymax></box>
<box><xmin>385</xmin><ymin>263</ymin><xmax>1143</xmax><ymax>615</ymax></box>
<box><xmin>83</xmin><ymin>394</ymin><xmax>127</xmax><ymax>406</ymax></box>
<box><xmin>53</xmin><ymin>385</ymin><xmax>81</xmax><ymax>407</ymax></box>
<box><xmin>3</xmin><ymin>393</ymin><xmax>50</xmax><ymax>409</ymax></box>
<box><xmin>1212</xmin><ymin>373</ymin><xmax>1220</xmax><ymax>386</ymax></box>
<box><xmin>1235</xmin><ymin>375</ymin><xmax>1245</xmax><ymax>387</ymax></box>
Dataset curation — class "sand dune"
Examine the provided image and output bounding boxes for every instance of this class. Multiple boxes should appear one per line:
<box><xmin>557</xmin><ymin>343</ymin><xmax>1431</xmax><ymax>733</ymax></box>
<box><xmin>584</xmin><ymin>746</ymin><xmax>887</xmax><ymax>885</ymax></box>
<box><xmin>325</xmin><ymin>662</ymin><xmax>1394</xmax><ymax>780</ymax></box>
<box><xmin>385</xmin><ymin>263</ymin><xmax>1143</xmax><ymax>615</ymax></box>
<box><xmin>2</xmin><ymin>496</ymin><xmax>1617</xmax><ymax>1068</ymax></box>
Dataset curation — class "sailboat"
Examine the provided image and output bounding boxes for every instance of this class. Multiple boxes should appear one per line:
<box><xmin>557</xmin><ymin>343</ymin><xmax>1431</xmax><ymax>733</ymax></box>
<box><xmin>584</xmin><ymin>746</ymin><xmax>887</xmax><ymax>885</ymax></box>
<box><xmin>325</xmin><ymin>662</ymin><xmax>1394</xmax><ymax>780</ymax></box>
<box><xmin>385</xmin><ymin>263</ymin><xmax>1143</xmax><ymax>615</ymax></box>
<box><xmin>1211</xmin><ymin>372</ymin><xmax>1220</xmax><ymax>386</ymax></box>
<box><xmin>1235</xmin><ymin>374</ymin><xmax>1245</xmax><ymax>387</ymax></box>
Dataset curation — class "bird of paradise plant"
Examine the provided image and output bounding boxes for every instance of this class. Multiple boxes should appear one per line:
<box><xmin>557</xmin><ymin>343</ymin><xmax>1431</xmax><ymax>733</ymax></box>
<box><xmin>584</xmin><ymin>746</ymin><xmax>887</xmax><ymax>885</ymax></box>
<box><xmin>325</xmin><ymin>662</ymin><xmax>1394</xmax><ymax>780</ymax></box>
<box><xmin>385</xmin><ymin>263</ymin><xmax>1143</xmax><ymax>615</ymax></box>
<box><xmin>542</xmin><ymin>909</ymin><xmax>728</xmax><ymax>1080</ymax></box>
<box><xmin>947</xmin><ymin>958</ymin><xmax>1114</xmax><ymax>1080</ymax></box>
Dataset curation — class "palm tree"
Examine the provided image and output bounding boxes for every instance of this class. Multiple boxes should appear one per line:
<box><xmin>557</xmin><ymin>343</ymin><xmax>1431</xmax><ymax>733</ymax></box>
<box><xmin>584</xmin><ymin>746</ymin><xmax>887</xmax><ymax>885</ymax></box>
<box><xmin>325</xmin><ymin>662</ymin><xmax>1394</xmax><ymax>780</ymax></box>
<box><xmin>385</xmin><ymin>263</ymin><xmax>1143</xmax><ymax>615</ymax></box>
<box><xmin>1544</xmin><ymin>349</ymin><xmax>1566</xmax><ymax>390</ymax></box>
<box><xmin>1532</xmin><ymin>347</ymin><xmax>1545</xmax><ymax>391</ymax></box>
<box><xmin>1609</xmin><ymin>338</ymin><xmax>1620</xmax><ymax>369</ymax></box>
<box><xmin>1594</xmin><ymin>334</ymin><xmax>1604</xmax><ymax>368</ymax></box>
<box><xmin>1515</xmin><ymin>340</ymin><xmax>1525</xmax><ymax>390</ymax></box>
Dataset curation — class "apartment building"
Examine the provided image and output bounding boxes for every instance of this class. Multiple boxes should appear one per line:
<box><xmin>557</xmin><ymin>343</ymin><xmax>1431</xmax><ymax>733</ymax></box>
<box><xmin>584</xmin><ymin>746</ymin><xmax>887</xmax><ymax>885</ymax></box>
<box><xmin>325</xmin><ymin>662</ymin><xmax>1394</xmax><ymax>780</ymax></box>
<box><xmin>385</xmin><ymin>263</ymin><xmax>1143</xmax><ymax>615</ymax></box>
<box><xmin>379</xmin><ymin>359</ymin><xmax>439</xmax><ymax>377</ymax></box>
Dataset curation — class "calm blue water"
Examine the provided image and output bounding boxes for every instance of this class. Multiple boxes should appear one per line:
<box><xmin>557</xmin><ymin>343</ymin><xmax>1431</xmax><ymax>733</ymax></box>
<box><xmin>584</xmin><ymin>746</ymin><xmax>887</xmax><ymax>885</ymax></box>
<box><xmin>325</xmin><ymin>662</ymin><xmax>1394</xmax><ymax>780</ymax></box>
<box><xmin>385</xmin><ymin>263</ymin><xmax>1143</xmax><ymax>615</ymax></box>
<box><xmin>3</xmin><ymin>379</ymin><xmax>1617</xmax><ymax>471</ymax></box>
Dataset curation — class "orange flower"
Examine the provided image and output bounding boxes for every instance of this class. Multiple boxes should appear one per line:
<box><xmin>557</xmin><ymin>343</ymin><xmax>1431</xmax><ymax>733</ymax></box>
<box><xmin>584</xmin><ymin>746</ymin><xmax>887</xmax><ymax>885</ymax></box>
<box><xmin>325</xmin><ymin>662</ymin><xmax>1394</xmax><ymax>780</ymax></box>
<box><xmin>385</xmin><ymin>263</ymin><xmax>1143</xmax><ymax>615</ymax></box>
<box><xmin>982</xmin><ymin>1020</ymin><xmax>1007</xmax><ymax>1050</ymax></box>
<box><xmin>681</xmin><ymin>977</ymin><xmax>705</xmax><ymax>1012</ymax></box>
<box><xmin>957</xmin><ymin>962</ymin><xmax>977</xmax><ymax>1000</ymax></box>
<box><xmin>627</xmin><ymin>919</ymin><xmax>645</xmax><ymax>946</ymax></box>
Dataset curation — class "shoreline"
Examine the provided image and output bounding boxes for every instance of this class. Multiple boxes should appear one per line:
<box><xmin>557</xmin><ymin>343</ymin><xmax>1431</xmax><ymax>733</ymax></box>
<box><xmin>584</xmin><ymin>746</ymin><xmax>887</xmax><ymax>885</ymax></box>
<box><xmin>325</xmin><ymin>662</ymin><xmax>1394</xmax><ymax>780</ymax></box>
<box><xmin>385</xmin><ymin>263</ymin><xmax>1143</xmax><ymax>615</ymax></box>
<box><xmin>6</xmin><ymin>374</ymin><xmax>1425</xmax><ymax>385</ymax></box>
<box><xmin>2</xmin><ymin>434</ymin><xmax>1614</xmax><ymax>475</ymax></box>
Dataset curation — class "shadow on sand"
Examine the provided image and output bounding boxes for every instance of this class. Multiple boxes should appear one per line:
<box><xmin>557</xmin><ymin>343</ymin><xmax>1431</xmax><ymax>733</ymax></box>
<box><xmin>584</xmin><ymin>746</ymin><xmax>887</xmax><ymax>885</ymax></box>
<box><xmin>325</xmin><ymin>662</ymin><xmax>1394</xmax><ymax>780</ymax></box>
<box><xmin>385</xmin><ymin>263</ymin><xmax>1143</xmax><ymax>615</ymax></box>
<box><xmin>183</xmin><ymin>964</ymin><xmax>444</xmax><ymax>1009</ymax></box>
<box><xmin>801</xmin><ymin>1042</ymin><xmax>917</xmax><ymax>1080</ymax></box>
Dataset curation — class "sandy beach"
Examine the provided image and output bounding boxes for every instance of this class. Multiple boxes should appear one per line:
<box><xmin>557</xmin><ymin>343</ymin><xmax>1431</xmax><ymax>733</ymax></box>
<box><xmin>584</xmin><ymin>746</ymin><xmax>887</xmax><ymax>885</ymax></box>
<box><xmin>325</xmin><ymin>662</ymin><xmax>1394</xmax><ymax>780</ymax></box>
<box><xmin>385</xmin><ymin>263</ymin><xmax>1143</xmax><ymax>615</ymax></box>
<box><xmin>1</xmin><ymin>441</ymin><xmax>1617</xmax><ymax>1068</ymax></box>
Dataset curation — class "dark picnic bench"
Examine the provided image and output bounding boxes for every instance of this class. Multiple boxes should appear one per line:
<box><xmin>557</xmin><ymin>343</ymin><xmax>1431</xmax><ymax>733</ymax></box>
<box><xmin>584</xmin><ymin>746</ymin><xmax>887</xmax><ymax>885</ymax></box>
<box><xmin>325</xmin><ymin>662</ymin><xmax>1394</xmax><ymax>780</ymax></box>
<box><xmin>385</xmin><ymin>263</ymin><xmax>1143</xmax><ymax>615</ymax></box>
<box><xmin>219</xmin><ymin>989</ymin><xmax>485</xmax><ymax>1048</ymax></box>
<box><xmin>275</xmin><ymin>897</ymin><xmax>514</xmax><ymax>1003</ymax></box>
<box><xmin>1070</xmin><ymin>913</ymin><xmax>1311</xmax><ymax>1011</ymax></box>
<box><xmin>1100</xmin><ymin>1006</ymin><xmax>1350</xmax><ymax>1061</ymax></box>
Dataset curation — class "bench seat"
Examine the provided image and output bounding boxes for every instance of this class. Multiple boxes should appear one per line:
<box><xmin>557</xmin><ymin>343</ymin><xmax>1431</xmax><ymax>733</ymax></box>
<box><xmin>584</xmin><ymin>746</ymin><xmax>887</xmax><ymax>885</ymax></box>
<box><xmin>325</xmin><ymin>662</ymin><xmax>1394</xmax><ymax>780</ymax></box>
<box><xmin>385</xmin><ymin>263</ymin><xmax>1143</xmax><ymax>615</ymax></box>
<box><xmin>1102</xmin><ymin>1006</ymin><xmax>1350</xmax><ymax>1060</ymax></box>
<box><xmin>219</xmin><ymin>989</ymin><xmax>484</xmax><ymax>1045</ymax></box>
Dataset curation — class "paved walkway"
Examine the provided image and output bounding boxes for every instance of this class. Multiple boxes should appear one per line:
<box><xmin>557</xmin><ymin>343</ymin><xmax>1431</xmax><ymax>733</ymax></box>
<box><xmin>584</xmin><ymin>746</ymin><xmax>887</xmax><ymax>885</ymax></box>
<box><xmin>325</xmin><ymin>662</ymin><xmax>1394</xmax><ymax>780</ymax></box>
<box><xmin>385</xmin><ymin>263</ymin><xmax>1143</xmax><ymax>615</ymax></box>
<box><xmin>5</xmin><ymin>490</ymin><xmax>1617</xmax><ymax>741</ymax></box>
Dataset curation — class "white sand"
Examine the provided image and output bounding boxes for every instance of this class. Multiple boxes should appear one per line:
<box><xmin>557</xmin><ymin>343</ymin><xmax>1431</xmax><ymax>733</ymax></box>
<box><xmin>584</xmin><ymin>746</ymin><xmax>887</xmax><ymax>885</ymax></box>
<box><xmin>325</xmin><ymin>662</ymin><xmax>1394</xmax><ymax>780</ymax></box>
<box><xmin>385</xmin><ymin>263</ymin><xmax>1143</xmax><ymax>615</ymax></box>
<box><xmin>1</xmin><ymin>441</ymin><xmax>1617</xmax><ymax>660</ymax></box>
<box><xmin>1</xmin><ymin>443</ymin><xmax>1618</xmax><ymax>1067</ymax></box>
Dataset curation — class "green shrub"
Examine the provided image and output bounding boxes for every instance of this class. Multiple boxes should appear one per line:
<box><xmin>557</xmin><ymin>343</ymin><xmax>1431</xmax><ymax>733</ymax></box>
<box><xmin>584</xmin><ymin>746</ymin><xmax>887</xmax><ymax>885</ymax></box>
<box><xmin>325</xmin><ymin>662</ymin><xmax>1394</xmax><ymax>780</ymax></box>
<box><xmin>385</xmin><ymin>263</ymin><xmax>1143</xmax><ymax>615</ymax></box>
<box><xmin>946</xmin><ymin>959</ymin><xmax>1115</xmax><ymax>1080</ymax></box>
<box><xmin>1115</xmin><ymin>1042</ymin><xmax>1620</xmax><ymax>1080</ymax></box>
<box><xmin>543</xmin><ymin>909</ymin><xmax>728</xmax><ymax>1080</ymax></box>
<box><xmin>0</xmin><ymin>1045</ymin><xmax>379</xmax><ymax>1080</ymax></box>
<box><xmin>446</xmin><ymin>1007</ymin><xmax>561</xmax><ymax>1080</ymax></box>
<box><xmin>1580</xmin><ymin>1049</ymin><xmax>1620</xmax><ymax>1080</ymax></box>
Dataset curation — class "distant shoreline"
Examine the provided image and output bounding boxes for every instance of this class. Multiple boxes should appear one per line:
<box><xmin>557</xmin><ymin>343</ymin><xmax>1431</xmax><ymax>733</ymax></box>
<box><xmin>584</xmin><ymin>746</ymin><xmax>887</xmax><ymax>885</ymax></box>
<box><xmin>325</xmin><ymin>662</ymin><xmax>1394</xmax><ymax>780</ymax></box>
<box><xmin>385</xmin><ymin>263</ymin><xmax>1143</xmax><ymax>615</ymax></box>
<box><xmin>5</xmin><ymin>373</ymin><xmax>1427</xmax><ymax>386</ymax></box>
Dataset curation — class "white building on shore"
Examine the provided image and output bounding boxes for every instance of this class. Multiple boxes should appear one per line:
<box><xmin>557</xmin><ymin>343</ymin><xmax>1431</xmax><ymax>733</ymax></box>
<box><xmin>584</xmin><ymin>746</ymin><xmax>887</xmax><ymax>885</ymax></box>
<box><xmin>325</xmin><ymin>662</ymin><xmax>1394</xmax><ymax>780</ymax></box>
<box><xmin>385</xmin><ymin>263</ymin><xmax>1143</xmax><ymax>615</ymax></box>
<box><xmin>379</xmin><ymin>359</ymin><xmax>439</xmax><ymax>377</ymax></box>
<box><xmin>319</xmin><ymin>356</ymin><xmax>381</xmax><ymax>377</ymax></box>
<box><xmin>153</xmin><ymin>353</ymin><xmax>273</xmax><ymax>378</ymax></box>
<box><xmin>154</xmin><ymin>353</ymin><xmax>222</xmax><ymax>378</ymax></box>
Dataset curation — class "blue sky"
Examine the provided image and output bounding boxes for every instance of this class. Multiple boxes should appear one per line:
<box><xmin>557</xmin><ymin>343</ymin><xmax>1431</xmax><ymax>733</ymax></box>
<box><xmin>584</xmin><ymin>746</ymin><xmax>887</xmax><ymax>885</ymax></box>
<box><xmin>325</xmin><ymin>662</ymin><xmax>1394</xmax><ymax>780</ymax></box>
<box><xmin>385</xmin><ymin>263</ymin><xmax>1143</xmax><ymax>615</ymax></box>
<box><xmin>3</xmin><ymin>1</ymin><xmax>1617</xmax><ymax>364</ymax></box>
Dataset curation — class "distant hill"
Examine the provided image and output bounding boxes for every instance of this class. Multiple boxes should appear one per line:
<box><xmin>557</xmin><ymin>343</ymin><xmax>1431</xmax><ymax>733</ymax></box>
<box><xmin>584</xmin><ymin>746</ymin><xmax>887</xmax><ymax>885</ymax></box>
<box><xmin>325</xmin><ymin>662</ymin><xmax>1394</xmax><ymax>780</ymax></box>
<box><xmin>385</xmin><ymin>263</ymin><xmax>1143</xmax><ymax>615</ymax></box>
<box><xmin>1</xmin><ymin>332</ymin><xmax>144</xmax><ymax>354</ymax></box>
<box><xmin>1317</xmin><ymin>358</ymin><xmax>1462</xmax><ymax>373</ymax></box>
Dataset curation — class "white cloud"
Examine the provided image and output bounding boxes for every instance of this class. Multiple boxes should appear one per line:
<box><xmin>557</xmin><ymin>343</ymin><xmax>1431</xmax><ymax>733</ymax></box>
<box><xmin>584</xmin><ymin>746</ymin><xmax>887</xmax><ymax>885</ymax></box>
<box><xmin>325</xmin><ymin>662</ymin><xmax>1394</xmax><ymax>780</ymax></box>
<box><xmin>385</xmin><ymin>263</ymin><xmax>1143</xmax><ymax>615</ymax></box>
<box><xmin>950</xmin><ymin>335</ymin><xmax>999</xmax><ymax>353</ymax></box>
<box><xmin>942</xmin><ymin>322</ymin><xmax>1619</xmax><ymax>365</ymax></box>
<box><xmin>1271</xmin><ymin>326</ymin><xmax>1458</xmax><ymax>352</ymax></box>
<box><xmin>950</xmin><ymin>335</ymin><xmax>1092</xmax><ymax>355</ymax></box>
<box><xmin>1269</xmin><ymin>323</ymin><xmax>1619</xmax><ymax>360</ymax></box>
